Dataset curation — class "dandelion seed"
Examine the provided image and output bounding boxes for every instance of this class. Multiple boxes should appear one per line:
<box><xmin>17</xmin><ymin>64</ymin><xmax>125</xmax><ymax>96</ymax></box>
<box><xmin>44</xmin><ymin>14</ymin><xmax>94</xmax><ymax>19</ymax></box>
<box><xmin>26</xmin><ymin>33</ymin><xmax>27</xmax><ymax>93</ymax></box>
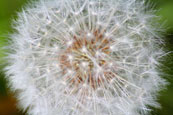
<box><xmin>5</xmin><ymin>0</ymin><xmax>167</xmax><ymax>115</ymax></box>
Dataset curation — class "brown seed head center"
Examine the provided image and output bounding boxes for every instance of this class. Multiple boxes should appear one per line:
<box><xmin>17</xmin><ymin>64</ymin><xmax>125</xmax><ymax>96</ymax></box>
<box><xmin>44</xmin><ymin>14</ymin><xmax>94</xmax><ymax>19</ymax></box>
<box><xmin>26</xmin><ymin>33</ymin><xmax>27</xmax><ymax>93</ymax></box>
<box><xmin>59</xmin><ymin>30</ymin><xmax>115</xmax><ymax>89</ymax></box>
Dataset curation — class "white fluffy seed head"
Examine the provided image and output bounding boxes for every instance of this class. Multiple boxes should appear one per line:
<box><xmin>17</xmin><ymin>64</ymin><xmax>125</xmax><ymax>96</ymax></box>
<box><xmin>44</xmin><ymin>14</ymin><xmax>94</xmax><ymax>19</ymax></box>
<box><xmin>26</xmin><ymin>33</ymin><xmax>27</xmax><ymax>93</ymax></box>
<box><xmin>5</xmin><ymin>0</ymin><xmax>167</xmax><ymax>115</ymax></box>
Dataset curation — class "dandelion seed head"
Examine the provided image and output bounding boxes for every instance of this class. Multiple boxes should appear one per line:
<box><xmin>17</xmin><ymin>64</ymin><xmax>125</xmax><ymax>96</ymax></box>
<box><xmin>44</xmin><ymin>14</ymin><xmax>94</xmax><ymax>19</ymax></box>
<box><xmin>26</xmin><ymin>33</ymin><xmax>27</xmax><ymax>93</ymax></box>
<box><xmin>5</xmin><ymin>0</ymin><xmax>167</xmax><ymax>115</ymax></box>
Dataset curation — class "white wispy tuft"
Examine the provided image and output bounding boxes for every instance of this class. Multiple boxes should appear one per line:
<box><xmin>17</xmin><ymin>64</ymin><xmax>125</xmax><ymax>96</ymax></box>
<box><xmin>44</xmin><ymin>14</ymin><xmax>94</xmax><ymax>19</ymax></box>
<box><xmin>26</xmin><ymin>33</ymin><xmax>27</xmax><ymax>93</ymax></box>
<box><xmin>5</xmin><ymin>0</ymin><xmax>167</xmax><ymax>115</ymax></box>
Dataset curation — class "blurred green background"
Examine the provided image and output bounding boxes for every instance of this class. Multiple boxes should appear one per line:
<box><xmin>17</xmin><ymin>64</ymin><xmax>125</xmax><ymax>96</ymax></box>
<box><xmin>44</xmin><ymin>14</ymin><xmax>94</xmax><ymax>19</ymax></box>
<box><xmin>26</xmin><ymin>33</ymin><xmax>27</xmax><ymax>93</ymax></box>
<box><xmin>0</xmin><ymin>0</ymin><xmax>173</xmax><ymax>115</ymax></box>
